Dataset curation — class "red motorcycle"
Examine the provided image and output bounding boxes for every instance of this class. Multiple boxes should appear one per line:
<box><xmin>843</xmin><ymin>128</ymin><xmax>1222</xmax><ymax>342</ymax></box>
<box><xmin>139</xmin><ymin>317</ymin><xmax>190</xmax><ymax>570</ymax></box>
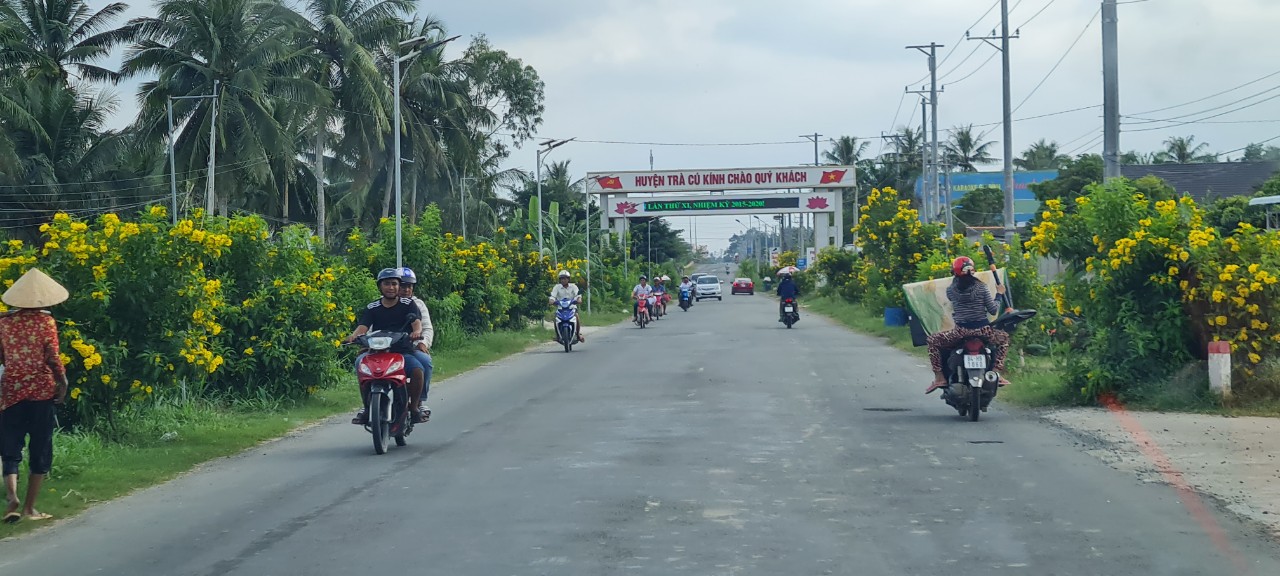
<box><xmin>348</xmin><ymin>329</ymin><xmax>418</xmax><ymax>454</ymax></box>
<box><xmin>635</xmin><ymin>297</ymin><xmax>650</xmax><ymax>328</ymax></box>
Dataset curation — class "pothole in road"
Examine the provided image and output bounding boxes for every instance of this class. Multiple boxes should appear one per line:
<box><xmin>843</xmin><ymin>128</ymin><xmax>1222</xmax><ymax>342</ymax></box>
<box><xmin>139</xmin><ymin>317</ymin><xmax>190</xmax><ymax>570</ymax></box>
<box><xmin>968</xmin><ymin>440</ymin><xmax>1005</xmax><ymax>444</ymax></box>
<box><xmin>862</xmin><ymin>408</ymin><xmax>912</xmax><ymax>412</ymax></box>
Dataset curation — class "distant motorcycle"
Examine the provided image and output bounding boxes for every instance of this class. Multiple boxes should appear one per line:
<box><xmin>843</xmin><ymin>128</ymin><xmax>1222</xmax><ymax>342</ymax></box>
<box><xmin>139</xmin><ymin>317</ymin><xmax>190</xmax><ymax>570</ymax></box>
<box><xmin>679</xmin><ymin>288</ymin><xmax>692</xmax><ymax>311</ymax></box>
<box><xmin>554</xmin><ymin>298</ymin><xmax>577</xmax><ymax>352</ymax></box>
<box><xmin>635</xmin><ymin>298</ymin><xmax>650</xmax><ymax>328</ymax></box>
<box><xmin>781</xmin><ymin>297</ymin><xmax>799</xmax><ymax>328</ymax></box>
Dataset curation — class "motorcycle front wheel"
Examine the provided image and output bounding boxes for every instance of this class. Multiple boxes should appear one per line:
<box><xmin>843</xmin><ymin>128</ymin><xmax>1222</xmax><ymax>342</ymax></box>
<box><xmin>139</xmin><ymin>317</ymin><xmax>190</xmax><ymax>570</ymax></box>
<box><xmin>370</xmin><ymin>393</ymin><xmax>390</xmax><ymax>454</ymax></box>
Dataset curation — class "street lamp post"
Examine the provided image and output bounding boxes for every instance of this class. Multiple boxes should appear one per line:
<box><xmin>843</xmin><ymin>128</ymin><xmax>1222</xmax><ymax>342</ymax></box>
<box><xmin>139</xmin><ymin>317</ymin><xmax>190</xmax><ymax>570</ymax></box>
<box><xmin>394</xmin><ymin>35</ymin><xmax>459</xmax><ymax>268</ymax></box>
<box><xmin>584</xmin><ymin>179</ymin><xmax>592</xmax><ymax>314</ymax></box>
<box><xmin>536</xmin><ymin>137</ymin><xmax>575</xmax><ymax>255</ymax></box>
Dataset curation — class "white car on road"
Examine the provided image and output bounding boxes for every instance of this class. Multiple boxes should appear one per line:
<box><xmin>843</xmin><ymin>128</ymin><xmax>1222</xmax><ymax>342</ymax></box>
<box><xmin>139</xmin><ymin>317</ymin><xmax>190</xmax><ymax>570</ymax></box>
<box><xmin>696</xmin><ymin>275</ymin><xmax>723</xmax><ymax>301</ymax></box>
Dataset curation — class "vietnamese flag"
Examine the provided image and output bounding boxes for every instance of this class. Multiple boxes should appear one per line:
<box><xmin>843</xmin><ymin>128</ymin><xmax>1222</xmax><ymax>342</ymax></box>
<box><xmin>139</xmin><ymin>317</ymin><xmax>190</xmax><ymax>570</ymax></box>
<box><xmin>595</xmin><ymin>176</ymin><xmax>623</xmax><ymax>190</ymax></box>
<box><xmin>820</xmin><ymin>169</ymin><xmax>848</xmax><ymax>184</ymax></box>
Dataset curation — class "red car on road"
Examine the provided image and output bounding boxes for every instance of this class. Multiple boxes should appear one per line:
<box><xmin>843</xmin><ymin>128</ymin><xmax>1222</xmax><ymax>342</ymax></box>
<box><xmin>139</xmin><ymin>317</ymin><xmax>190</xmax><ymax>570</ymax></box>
<box><xmin>731</xmin><ymin>278</ymin><xmax>754</xmax><ymax>295</ymax></box>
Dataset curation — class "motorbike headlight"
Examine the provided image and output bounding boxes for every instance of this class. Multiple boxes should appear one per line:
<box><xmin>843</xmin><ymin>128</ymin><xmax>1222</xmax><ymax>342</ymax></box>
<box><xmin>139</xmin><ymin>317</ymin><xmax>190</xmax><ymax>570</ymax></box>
<box><xmin>367</xmin><ymin>336</ymin><xmax>393</xmax><ymax>350</ymax></box>
<box><xmin>358</xmin><ymin>363</ymin><xmax>373</xmax><ymax>376</ymax></box>
<box><xmin>387</xmin><ymin>360</ymin><xmax>404</xmax><ymax>374</ymax></box>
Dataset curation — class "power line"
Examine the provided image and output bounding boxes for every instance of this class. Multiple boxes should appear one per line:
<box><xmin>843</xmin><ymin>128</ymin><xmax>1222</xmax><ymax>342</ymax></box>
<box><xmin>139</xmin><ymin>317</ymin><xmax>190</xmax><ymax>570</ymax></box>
<box><xmin>226</xmin><ymin>83</ymin><xmax>863</xmax><ymax>149</ymax></box>
<box><xmin>1017</xmin><ymin>0</ymin><xmax>1059</xmax><ymax>29</ymax></box>
<box><xmin>1129</xmin><ymin>69</ymin><xmax>1280</xmax><ymax>116</ymax></box>
<box><xmin>942</xmin><ymin>50</ymin><xmax>999</xmax><ymax>87</ymax></box>
<box><xmin>1122</xmin><ymin>91</ymin><xmax>1280</xmax><ymax>132</ymax></box>
<box><xmin>1012</xmin><ymin>8</ymin><xmax>1100</xmax><ymax>116</ymax></box>
<box><xmin>910</xmin><ymin>0</ymin><xmax>1002</xmax><ymax>86</ymax></box>
<box><xmin>0</xmin><ymin>156</ymin><xmax>276</xmax><ymax>195</ymax></box>
<box><xmin>1066</xmin><ymin>133</ymin><xmax>1104</xmax><ymax>156</ymax></box>
<box><xmin>976</xmin><ymin>7</ymin><xmax>1100</xmax><ymax>142</ymax></box>
<box><xmin>1125</xmin><ymin>82</ymin><xmax>1280</xmax><ymax>123</ymax></box>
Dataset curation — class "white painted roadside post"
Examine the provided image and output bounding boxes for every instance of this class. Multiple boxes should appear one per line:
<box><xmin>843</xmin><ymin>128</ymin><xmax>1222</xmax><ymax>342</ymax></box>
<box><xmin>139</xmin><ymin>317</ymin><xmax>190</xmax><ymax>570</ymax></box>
<box><xmin>1207</xmin><ymin>341</ymin><xmax>1231</xmax><ymax>398</ymax></box>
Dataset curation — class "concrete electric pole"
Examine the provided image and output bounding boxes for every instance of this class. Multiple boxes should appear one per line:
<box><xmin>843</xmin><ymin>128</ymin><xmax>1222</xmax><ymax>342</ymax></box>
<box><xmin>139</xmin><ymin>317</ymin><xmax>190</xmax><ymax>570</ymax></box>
<box><xmin>1102</xmin><ymin>0</ymin><xmax>1121</xmax><ymax>181</ymax></box>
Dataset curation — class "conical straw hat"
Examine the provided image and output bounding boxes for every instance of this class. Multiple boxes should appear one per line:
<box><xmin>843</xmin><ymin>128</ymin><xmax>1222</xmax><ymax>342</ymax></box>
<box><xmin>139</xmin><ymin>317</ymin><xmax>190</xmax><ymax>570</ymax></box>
<box><xmin>2</xmin><ymin>268</ymin><xmax>69</xmax><ymax>309</ymax></box>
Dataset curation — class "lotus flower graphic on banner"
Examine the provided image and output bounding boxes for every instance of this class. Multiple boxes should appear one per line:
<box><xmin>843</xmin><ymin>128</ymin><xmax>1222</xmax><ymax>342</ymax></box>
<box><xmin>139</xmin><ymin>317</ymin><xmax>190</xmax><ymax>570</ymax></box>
<box><xmin>594</xmin><ymin>176</ymin><xmax>623</xmax><ymax>189</ymax></box>
<box><xmin>820</xmin><ymin>170</ymin><xmax>848</xmax><ymax>184</ymax></box>
<box><xmin>807</xmin><ymin>197</ymin><xmax>829</xmax><ymax>209</ymax></box>
<box><xmin>614</xmin><ymin>201</ymin><xmax>639</xmax><ymax>215</ymax></box>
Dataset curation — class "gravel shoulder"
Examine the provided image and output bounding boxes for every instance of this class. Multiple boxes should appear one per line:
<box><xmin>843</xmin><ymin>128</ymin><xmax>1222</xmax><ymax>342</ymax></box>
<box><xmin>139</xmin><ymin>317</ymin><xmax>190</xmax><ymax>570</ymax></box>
<box><xmin>1042</xmin><ymin>407</ymin><xmax>1280</xmax><ymax>537</ymax></box>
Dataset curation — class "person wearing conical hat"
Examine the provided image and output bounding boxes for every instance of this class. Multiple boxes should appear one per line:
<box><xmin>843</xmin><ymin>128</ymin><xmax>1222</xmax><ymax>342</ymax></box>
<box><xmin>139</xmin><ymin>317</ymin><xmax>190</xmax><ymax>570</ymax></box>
<box><xmin>0</xmin><ymin>268</ymin><xmax>69</xmax><ymax>523</ymax></box>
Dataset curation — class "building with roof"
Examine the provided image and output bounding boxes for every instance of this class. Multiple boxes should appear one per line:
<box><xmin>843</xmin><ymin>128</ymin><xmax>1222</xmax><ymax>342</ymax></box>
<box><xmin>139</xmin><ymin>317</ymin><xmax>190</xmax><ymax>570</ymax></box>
<box><xmin>1120</xmin><ymin>162</ymin><xmax>1277</xmax><ymax>203</ymax></box>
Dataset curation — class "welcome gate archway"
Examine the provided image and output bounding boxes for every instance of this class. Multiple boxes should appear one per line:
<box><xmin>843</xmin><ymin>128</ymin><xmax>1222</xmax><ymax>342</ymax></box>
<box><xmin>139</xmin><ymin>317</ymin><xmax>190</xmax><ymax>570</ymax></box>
<box><xmin>580</xmin><ymin>165</ymin><xmax>855</xmax><ymax>311</ymax></box>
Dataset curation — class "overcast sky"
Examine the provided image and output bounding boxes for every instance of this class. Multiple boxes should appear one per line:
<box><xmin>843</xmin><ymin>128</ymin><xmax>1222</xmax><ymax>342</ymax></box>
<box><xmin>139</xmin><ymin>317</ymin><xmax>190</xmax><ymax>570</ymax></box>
<box><xmin>91</xmin><ymin>0</ymin><xmax>1280</xmax><ymax>255</ymax></box>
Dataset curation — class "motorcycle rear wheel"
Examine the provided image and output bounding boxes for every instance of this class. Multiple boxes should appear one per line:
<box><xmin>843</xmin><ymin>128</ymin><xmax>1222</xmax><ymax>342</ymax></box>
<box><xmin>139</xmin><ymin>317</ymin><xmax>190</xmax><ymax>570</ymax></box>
<box><xmin>968</xmin><ymin>385</ymin><xmax>982</xmax><ymax>422</ymax></box>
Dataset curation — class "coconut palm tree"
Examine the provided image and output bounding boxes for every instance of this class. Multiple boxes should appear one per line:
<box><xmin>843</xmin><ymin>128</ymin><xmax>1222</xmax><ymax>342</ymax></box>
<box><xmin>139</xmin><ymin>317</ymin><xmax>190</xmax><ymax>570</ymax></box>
<box><xmin>944</xmin><ymin>125</ymin><xmax>995</xmax><ymax>172</ymax></box>
<box><xmin>1013</xmin><ymin>139</ymin><xmax>1069</xmax><ymax>171</ymax></box>
<box><xmin>0</xmin><ymin>80</ymin><xmax>129</xmax><ymax>227</ymax></box>
<box><xmin>1155</xmin><ymin>135</ymin><xmax>1216</xmax><ymax>164</ymax></box>
<box><xmin>122</xmin><ymin>0</ymin><xmax>328</xmax><ymax>215</ymax></box>
<box><xmin>0</xmin><ymin>0</ymin><xmax>136</xmax><ymax>84</ymax></box>
<box><xmin>296</xmin><ymin>0</ymin><xmax>410</xmax><ymax>239</ymax></box>
<box><xmin>1120</xmin><ymin>150</ymin><xmax>1155</xmax><ymax>165</ymax></box>
<box><xmin>823</xmin><ymin>135</ymin><xmax>868</xmax><ymax>166</ymax></box>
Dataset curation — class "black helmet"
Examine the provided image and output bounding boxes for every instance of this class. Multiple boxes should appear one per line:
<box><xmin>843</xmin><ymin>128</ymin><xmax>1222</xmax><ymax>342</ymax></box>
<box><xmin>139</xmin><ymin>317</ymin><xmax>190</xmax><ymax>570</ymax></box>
<box><xmin>399</xmin><ymin>267</ymin><xmax>417</xmax><ymax>285</ymax></box>
<box><xmin>376</xmin><ymin>268</ymin><xmax>401</xmax><ymax>283</ymax></box>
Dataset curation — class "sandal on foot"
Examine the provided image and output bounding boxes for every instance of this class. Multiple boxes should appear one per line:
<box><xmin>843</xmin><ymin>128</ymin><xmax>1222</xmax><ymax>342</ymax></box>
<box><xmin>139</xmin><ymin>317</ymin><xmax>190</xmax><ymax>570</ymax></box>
<box><xmin>351</xmin><ymin>409</ymin><xmax>368</xmax><ymax>425</ymax></box>
<box><xmin>2</xmin><ymin>512</ymin><xmax>19</xmax><ymax>524</ymax></box>
<box><xmin>925</xmin><ymin>381</ymin><xmax>947</xmax><ymax>394</ymax></box>
<box><xmin>413</xmin><ymin>408</ymin><xmax>430</xmax><ymax>423</ymax></box>
<box><xmin>24</xmin><ymin>512</ymin><xmax>52</xmax><ymax>521</ymax></box>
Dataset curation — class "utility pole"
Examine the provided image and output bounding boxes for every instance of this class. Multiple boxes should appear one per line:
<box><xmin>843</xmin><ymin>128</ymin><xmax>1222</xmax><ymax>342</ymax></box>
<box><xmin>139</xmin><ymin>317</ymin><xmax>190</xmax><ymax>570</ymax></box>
<box><xmin>907</xmin><ymin>43</ymin><xmax>943</xmax><ymax>225</ymax></box>
<box><xmin>902</xmin><ymin>96</ymin><xmax>931</xmax><ymax>221</ymax></box>
<box><xmin>1102</xmin><ymin>0</ymin><xmax>1121</xmax><ymax>181</ymax></box>
<box><xmin>969</xmin><ymin>6</ymin><xmax>1019</xmax><ymax>241</ymax></box>
<box><xmin>205</xmin><ymin>80</ymin><xmax>219</xmax><ymax>215</ymax></box>
<box><xmin>168</xmin><ymin>85</ymin><xmax>220</xmax><ymax>224</ymax></box>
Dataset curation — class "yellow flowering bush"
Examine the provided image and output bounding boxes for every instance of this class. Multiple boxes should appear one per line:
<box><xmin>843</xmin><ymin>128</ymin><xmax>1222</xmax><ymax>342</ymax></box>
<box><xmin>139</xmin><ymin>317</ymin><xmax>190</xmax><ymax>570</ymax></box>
<box><xmin>1185</xmin><ymin>222</ymin><xmax>1280</xmax><ymax>382</ymax></box>
<box><xmin>0</xmin><ymin>208</ymin><xmax>374</xmax><ymax>430</ymax></box>
<box><xmin>851</xmin><ymin>187</ymin><xmax>944</xmax><ymax>309</ymax></box>
<box><xmin>1026</xmin><ymin>177</ymin><xmax>1278</xmax><ymax>398</ymax></box>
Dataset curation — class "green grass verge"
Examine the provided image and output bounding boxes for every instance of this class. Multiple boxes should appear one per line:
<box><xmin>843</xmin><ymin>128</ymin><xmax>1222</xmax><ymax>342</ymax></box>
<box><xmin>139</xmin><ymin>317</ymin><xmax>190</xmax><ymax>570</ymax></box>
<box><xmin>580</xmin><ymin>309</ymin><xmax>631</xmax><ymax>326</ymax></box>
<box><xmin>0</xmin><ymin>327</ymin><xmax>546</xmax><ymax>537</ymax></box>
<box><xmin>805</xmin><ymin>296</ymin><xmax>1072</xmax><ymax>408</ymax></box>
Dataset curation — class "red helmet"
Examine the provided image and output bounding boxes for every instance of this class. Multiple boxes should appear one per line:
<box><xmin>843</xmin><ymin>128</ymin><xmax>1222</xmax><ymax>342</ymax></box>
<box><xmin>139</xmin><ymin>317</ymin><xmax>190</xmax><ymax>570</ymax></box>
<box><xmin>951</xmin><ymin>256</ymin><xmax>975</xmax><ymax>277</ymax></box>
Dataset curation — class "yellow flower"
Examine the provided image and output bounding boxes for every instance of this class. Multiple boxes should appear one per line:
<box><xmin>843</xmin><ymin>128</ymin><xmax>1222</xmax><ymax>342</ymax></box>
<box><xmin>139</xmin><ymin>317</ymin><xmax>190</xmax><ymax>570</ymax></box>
<box><xmin>1215</xmin><ymin>315</ymin><xmax>1228</xmax><ymax>327</ymax></box>
<box><xmin>243</xmin><ymin>347</ymin><xmax>254</xmax><ymax>356</ymax></box>
<box><xmin>145</xmin><ymin>386</ymin><xmax>154</xmax><ymax>394</ymax></box>
<box><xmin>100</xmin><ymin>374</ymin><xmax>111</xmax><ymax>385</ymax></box>
<box><xmin>70</xmin><ymin>387</ymin><xmax>81</xmax><ymax>400</ymax></box>
<box><xmin>1249</xmin><ymin>352</ymin><xmax>1262</xmax><ymax>364</ymax></box>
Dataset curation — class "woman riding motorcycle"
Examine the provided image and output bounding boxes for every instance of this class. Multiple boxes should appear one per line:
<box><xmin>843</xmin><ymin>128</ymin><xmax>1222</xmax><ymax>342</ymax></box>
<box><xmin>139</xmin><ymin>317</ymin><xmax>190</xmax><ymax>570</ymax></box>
<box><xmin>924</xmin><ymin>257</ymin><xmax>1011</xmax><ymax>394</ymax></box>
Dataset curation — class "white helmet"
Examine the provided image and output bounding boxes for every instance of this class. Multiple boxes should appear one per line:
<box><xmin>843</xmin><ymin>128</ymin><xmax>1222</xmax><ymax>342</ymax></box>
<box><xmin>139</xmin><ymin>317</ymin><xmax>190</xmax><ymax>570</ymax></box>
<box><xmin>558</xmin><ymin>270</ymin><xmax>571</xmax><ymax>279</ymax></box>
<box><xmin>661</xmin><ymin>275</ymin><xmax>671</xmax><ymax>281</ymax></box>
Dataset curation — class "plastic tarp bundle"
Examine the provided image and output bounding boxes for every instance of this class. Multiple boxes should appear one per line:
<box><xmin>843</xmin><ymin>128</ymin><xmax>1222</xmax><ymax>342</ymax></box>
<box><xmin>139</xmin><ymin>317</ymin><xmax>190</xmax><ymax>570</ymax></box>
<box><xmin>903</xmin><ymin>268</ymin><xmax>1008</xmax><ymax>338</ymax></box>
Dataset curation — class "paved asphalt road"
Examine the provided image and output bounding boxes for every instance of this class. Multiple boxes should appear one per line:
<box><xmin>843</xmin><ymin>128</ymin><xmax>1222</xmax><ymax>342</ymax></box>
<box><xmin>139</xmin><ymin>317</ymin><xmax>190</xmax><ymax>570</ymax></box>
<box><xmin>2</xmin><ymin>264</ymin><xmax>1278</xmax><ymax>575</ymax></box>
